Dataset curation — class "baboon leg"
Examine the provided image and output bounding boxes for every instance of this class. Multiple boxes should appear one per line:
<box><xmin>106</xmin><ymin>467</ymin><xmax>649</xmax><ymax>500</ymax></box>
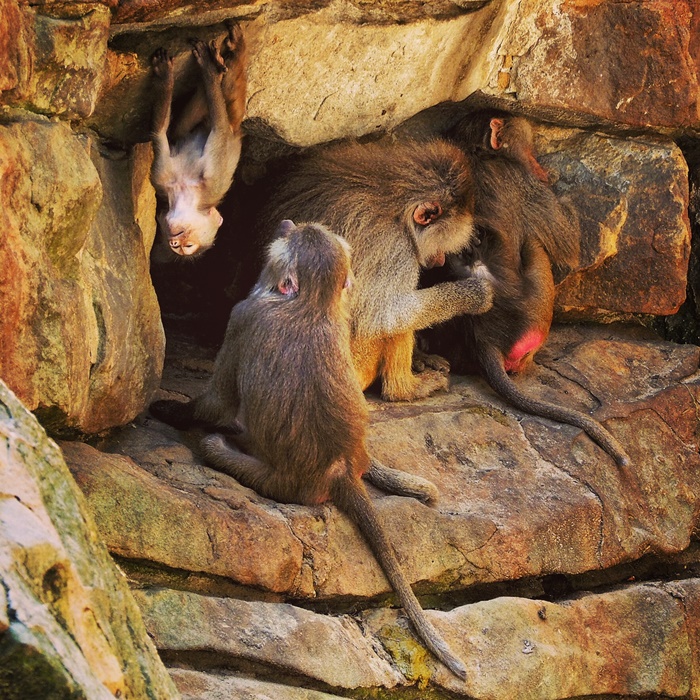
<box><xmin>351</xmin><ymin>336</ymin><xmax>384</xmax><ymax>391</ymax></box>
<box><xmin>365</xmin><ymin>458</ymin><xmax>438</xmax><ymax>504</ymax></box>
<box><xmin>381</xmin><ymin>333</ymin><xmax>448</xmax><ymax>402</ymax></box>
<box><xmin>200</xmin><ymin>434</ymin><xmax>276</xmax><ymax>495</ymax></box>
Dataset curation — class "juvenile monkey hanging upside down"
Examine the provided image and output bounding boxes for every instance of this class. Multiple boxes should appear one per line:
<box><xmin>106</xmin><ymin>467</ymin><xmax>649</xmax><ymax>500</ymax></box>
<box><xmin>150</xmin><ymin>22</ymin><xmax>247</xmax><ymax>257</ymax></box>
<box><xmin>151</xmin><ymin>220</ymin><xmax>468</xmax><ymax>680</ymax></box>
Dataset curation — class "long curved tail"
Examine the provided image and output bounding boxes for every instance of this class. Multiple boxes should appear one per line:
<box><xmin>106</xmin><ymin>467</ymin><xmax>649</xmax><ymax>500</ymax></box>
<box><xmin>480</xmin><ymin>345</ymin><xmax>630</xmax><ymax>467</ymax></box>
<box><xmin>331</xmin><ymin>477</ymin><xmax>467</xmax><ymax>681</ymax></box>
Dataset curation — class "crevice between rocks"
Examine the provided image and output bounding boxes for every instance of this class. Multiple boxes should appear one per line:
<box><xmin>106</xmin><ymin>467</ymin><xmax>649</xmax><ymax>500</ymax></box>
<box><xmin>117</xmin><ymin>539</ymin><xmax>700</xmax><ymax>618</ymax></box>
<box><xmin>163</xmin><ymin>653</ymin><xmax>470</xmax><ymax>700</ymax></box>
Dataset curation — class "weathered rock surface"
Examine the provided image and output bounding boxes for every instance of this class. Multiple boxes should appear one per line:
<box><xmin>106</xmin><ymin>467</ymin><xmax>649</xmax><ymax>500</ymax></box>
<box><xmin>541</xmin><ymin>129</ymin><xmax>691</xmax><ymax>318</ymax></box>
<box><xmin>0</xmin><ymin>380</ymin><xmax>179</xmax><ymax>699</ymax></box>
<box><xmin>2</xmin><ymin>0</ymin><xmax>700</xmax><ymax>697</ymax></box>
<box><xmin>112</xmin><ymin>0</ymin><xmax>491</xmax><ymax>27</ymax></box>
<box><xmin>472</xmin><ymin>0</ymin><xmax>700</xmax><ymax>132</ymax></box>
<box><xmin>0</xmin><ymin>1</ymin><xmax>112</xmax><ymax>119</ymax></box>
<box><xmin>0</xmin><ymin>117</ymin><xmax>164</xmax><ymax>435</ymax></box>
<box><xmin>170</xmin><ymin>669</ymin><xmax>347</xmax><ymax>700</ymax></box>
<box><xmin>135</xmin><ymin>580</ymin><xmax>700</xmax><ymax>699</ymax></box>
<box><xmin>63</xmin><ymin>325</ymin><xmax>700</xmax><ymax>602</ymax></box>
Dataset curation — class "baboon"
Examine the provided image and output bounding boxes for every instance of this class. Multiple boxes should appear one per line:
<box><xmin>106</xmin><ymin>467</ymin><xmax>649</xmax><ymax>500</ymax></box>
<box><xmin>240</xmin><ymin>138</ymin><xmax>494</xmax><ymax>402</ymax></box>
<box><xmin>150</xmin><ymin>23</ymin><xmax>247</xmax><ymax>257</ymax></box>
<box><xmin>421</xmin><ymin>111</ymin><xmax>629</xmax><ymax>466</ymax></box>
<box><xmin>152</xmin><ymin>220</ymin><xmax>467</xmax><ymax>679</ymax></box>
<box><xmin>451</xmin><ymin>109</ymin><xmax>580</xmax><ymax>283</ymax></box>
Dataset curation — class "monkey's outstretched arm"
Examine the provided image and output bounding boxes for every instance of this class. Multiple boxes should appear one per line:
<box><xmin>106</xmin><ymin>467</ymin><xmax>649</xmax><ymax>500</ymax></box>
<box><xmin>357</xmin><ymin>277</ymin><xmax>493</xmax><ymax>339</ymax></box>
<box><xmin>150</xmin><ymin>48</ymin><xmax>175</xmax><ymax>187</ymax></box>
<box><xmin>190</xmin><ymin>40</ymin><xmax>240</xmax><ymax>204</ymax></box>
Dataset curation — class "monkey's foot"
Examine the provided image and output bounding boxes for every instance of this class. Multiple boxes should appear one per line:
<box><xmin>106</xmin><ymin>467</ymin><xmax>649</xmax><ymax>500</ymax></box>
<box><xmin>413</xmin><ymin>348</ymin><xmax>450</xmax><ymax>375</ymax></box>
<box><xmin>191</xmin><ymin>40</ymin><xmax>219</xmax><ymax>78</ymax></box>
<box><xmin>382</xmin><ymin>369</ymin><xmax>449</xmax><ymax>402</ymax></box>
<box><xmin>208</xmin><ymin>39</ymin><xmax>227</xmax><ymax>73</ymax></box>
<box><xmin>152</xmin><ymin>47</ymin><xmax>174</xmax><ymax>81</ymax></box>
<box><xmin>222</xmin><ymin>20</ymin><xmax>244</xmax><ymax>58</ymax></box>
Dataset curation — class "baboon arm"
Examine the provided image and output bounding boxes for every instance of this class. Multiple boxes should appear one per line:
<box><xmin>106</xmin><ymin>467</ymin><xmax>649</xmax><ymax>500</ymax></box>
<box><xmin>356</xmin><ymin>278</ymin><xmax>492</xmax><ymax>338</ymax></box>
<box><xmin>200</xmin><ymin>71</ymin><xmax>241</xmax><ymax>203</ymax></box>
<box><xmin>151</xmin><ymin>71</ymin><xmax>174</xmax><ymax>185</ymax></box>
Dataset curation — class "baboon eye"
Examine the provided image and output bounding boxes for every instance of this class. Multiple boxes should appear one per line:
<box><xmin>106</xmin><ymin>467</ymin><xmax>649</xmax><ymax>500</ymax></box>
<box><xmin>413</xmin><ymin>202</ymin><xmax>443</xmax><ymax>226</ymax></box>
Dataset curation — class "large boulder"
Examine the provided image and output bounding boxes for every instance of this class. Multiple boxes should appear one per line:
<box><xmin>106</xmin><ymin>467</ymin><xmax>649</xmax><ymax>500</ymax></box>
<box><xmin>136</xmin><ymin>580</ymin><xmax>700</xmax><ymax>699</ymax></box>
<box><xmin>0</xmin><ymin>380</ymin><xmax>179</xmax><ymax>699</ymax></box>
<box><xmin>0</xmin><ymin>118</ymin><xmax>163</xmax><ymax>435</ymax></box>
<box><xmin>470</xmin><ymin>0</ymin><xmax>700</xmax><ymax>132</ymax></box>
<box><xmin>0</xmin><ymin>1</ymin><xmax>112</xmax><ymax>119</ymax></box>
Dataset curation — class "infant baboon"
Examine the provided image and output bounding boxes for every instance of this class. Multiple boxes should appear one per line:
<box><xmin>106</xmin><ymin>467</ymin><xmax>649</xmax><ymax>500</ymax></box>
<box><xmin>150</xmin><ymin>22</ymin><xmax>247</xmax><ymax>257</ymax></box>
<box><xmin>421</xmin><ymin>111</ymin><xmax>629</xmax><ymax>466</ymax></box>
<box><xmin>151</xmin><ymin>220</ymin><xmax>467</xmax><ymax>679</ymax></box>
<box><xmin>244</xmin><ymin>138</ymin><xmax>494</xmax><ymax>402</ymax></box>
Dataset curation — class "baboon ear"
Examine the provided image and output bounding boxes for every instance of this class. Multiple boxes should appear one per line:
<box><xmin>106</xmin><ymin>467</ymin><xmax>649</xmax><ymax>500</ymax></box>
<box><xmin>413</xmin><ymin>201</ymin><xmax>443</xmax><ymax>226</ymax></box>
<box><xmin>276</xmin><ymin>219</ymin><xmax>297</xmax><ymax>238</ymax></box>
<box><xmin>489</xmin><ymin>118</ymin><xmax>505</xmax><ymax>150</ymax></box>
<box><xmin>210</xmin><ymin>208</ymin><xmax>223</xmax><ymax>227</ymax></box>
<box><xmin>277</xmin><ymin>275</ymin><xmax>299</xmax><ymax>296</ymax></box>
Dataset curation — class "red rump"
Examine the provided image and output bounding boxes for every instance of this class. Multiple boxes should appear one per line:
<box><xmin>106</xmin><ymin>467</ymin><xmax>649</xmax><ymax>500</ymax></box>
<box><xmin>504</xmin><ymin>329</ymin><xmax>546</xmax><ymax>373</ymax></box>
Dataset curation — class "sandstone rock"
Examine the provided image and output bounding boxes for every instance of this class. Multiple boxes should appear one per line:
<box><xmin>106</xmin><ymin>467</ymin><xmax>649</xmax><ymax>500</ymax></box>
<box><xmin>170</xmin><ymin>670</ymin><xmax>347</xmax><ymax>700</ymax></box>
<box><xmin>95</xmin><ymin>3</ymin><xmax>699</xmax><ymax>147</ymax></box>
<box><xmin>62</xmin><ymin>325</ymin><xmax>700</xmax><ymax>602</ymax></box>
<box><xmin>135</xmin><ymin>580</ymin><xmax>700</xmax><ymax>699</ymax></box>
<box><xmin>0</xmin><ymin>380</ymin><xmax>179</xmax><ymax>699</ymax></box>
<box><xmin>0</xmin><ymin>1</ymin><xmax>111</xmax><ymax>119</ymax></box>
<box><xmin>542</xmin><ymin>130</ymin><xmax>691</xmax><ymax>317</ymax></box>
<box><xmin>472</xmin><ymin>0</ymin><xmax>700</xmax><ymax>132</ymax></box>
<box><xmin>62</xmin><ymin>441</ymin><xmax>304</xmax><ymax>594</ymax></box>
<box><xmin>112</xmin><ymin>0</ymin><xmax>491</xmax><ymax>29</ymax></box>
<box><xmin>133</xmin><ymin>588</ymin><xmax>404</xmax><ymax>690</ymax></box>
<box><xmin>0</xmin><ymin>118</ymin><xmax>164</xmax><ymax>435</ymax></box>
<box><xmin>92</xmin><ymin>7</ymin><xmax>501</xmax><ymax>146</ymax></box>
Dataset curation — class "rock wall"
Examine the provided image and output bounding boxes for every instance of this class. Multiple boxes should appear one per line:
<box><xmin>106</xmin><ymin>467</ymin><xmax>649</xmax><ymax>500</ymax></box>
<box><xmin>1</xmin><ymin>0</ymin><xmax>697</xmax><ymax>436</ymax></box>
<box><xmin>1</xmin><ymin>0</ymin><xmax>700</xmax><ymax>698</ymax></box>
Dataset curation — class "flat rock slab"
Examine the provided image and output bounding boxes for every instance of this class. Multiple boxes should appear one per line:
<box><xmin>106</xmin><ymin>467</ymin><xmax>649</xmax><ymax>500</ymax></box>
<box><xmin>136</xmin><ymin>580</ymin><xmax>700</xmax><ymax>698</ymax></box>
<box><xmin>170</xmin><ymin>670</ymin><xmax>347</xmax><ymax>700</ymax></box>
<box><xmin>62</xmin><ymin>324</ymin><xmax>700</xmax><ymax>602</ymax></box>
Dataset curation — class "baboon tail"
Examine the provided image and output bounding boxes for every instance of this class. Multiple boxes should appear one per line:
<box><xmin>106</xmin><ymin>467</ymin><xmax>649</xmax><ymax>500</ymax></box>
<box><xmin>480</xmin><ymin>345</ymin><xmax>630</xmax><ymax>467</ymax></box>
<box><xmin>331</xmin><ymin>477</ymin><xmax>467</xmax><ymax>681</ymax></box>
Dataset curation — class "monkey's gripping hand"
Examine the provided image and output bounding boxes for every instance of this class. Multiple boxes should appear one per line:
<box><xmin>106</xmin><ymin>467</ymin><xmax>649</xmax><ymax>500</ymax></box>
<box><xmin>452</xmin><ymin>272</ymin><xmax>494</xmax><ymax>316</ymax></box>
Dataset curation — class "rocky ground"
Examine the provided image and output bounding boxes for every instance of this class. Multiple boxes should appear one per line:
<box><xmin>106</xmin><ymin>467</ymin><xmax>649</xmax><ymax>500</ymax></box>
<box><xmin>60</xmin><ymin>322</ymin><xmax>700</xmax><ymax>699</ymax></box>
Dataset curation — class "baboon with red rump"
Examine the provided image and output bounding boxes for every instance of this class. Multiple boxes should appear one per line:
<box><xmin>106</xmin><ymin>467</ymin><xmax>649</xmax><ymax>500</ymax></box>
<box><xmin>150</xmin><ymin>23</ymin><xmax>247</xmax><ymax>257</ymax></box>
<box><xmin>152</xmin><ymin>220</ymin><xmax>467</xmax><ymax>680</ymax></box>
<box><xmin>421</xmin><ymin>110</ymin><xmax>630</xmax><ymax>467</ymax></box>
